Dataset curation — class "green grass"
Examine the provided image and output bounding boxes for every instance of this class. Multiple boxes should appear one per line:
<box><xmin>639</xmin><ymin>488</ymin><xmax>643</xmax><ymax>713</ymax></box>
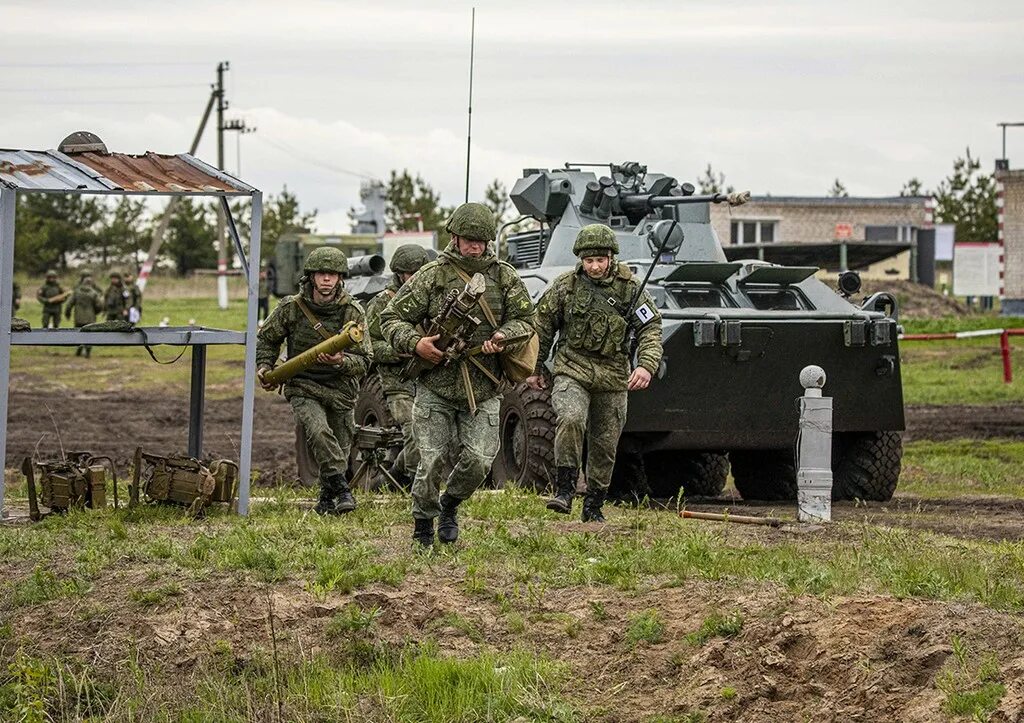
<box><xmin>685</xmin><ymin>611</ymin><xmax>744</xmax><ymax>646</ymax></box>
<box><xmin>901</xmin><ymin>439</ymin><xmax>1024</xmax><ymax>498</ymax></box>
<box><xmin>625</xmin><ymin>609</ymin><xmax>665</xmax><ymax>647</ymax></box>
<box><xmin>900</xmin><ymin>336</ymin><xmax>1024</xmax><ymax>405</ymax></box>
<box><xmin>936</xmin><ymin>635</ymin><xmax>1006</xmax><ymax>720</ymax></box>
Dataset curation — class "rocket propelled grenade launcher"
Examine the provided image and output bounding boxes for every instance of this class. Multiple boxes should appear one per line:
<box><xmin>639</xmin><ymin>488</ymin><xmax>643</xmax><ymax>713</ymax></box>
<box><xmin>402</xmin><ymin>272</ymin><xmax>488</xmax><ymax>381</ymax></box>
<box><xmin>262</xmin><ymin>321</ymin><xmax>364</xmax><ymax>387</ymax></box>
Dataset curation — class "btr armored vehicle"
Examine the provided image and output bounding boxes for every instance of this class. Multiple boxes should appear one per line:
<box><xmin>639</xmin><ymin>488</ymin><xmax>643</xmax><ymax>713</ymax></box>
<box><xmin>490</xmin><ymin>162</ymin><xmax>904</xmax><ymax>501</ymax></box>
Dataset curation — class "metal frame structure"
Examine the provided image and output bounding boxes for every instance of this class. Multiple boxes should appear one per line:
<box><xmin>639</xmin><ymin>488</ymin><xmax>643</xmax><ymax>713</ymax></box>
<box><xmin>0</xmin><ymin>146</ymin><xmax>262</xmax><ymax>517</ymax></box>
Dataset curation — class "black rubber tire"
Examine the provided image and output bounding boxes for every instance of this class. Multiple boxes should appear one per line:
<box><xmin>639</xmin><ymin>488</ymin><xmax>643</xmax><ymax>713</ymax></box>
<box><xmin>353</xmin><ymin>375</ymin><xmax>395</xmax><ymax>428</ymax></box>
<box><xmin>832</xmin><ymin>431</ymin><xmax>902</xmax><ymax>502</ymax></box>
<box><xmin>729</xmin><ymin>450</ymin><xmax>798</xmax><ymax>501</ymax></box>
<box><xmin>492</xmin><ymin>382</ymin><xmax>556</xmax><ymax>492</ymax></box>
<box><xmin>644</xmin><ymin>451</ymin><xmax>729</xmax><ymax>498</ymax></box>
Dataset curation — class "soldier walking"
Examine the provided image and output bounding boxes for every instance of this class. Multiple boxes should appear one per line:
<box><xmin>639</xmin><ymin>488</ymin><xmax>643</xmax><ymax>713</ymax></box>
<box><xmin>103</xmin><ymin>271</ymin><xmax>130</xmax><ymax>321</ymax></box>
<box><xmin>36</xmin><ymin>270</ymin><xmax>66</xmax><ymax>328</ymax></box>
<box><xmin>256</xmin><ymin>247</ymin><xmax>371</xmax><ymax>515</ymax></box>
<box><xmin>527</xmin><ymin>224</ymin><xmax>663</xmax><ymax>522</ymax></box>
<box><xmin>65</xmin><ymin>271</ymin><xmax>103</xmax><ymax>357</ymax></box>
<box><xmin>365</xmin><ymin>244</ymin><xmax>431</xmax><ymax>489</ymax></box>
<box><xmin>381</xmin><ymin>203</ymin><xmax>535</xmax><ymax>546</ymax></box>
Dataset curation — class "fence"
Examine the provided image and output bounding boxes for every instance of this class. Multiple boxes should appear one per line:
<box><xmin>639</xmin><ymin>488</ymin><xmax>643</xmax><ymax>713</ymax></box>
<box><xmin>899</xmin><ymin>328</ymin><xmax>1024</xmax><ymax>383</ymax></box>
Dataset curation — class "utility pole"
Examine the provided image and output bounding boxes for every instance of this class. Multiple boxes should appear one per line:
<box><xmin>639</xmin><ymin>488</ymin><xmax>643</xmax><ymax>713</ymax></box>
<box><xmin>223</xmin><ymin>118</ymin><xmax>256</xmax><ymax>176</ymax></box>
<box><xmin>215</xmin><ymin>61</ymin><xmax>230</xmax><ymax>310</ymax></box>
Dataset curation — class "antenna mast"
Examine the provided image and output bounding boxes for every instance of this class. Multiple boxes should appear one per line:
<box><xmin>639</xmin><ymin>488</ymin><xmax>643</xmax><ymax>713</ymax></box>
<box><xmin>464</xmin><ymin>7</ymin><xmax>476</xmax><ymax>203</ymax></box>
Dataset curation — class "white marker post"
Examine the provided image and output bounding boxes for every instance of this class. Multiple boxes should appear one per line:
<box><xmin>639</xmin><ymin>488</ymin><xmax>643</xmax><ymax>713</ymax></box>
<box><xmin>796</xmin><ymin>365</ymin><xmax>833</xmax><ymax>523</ymax></box>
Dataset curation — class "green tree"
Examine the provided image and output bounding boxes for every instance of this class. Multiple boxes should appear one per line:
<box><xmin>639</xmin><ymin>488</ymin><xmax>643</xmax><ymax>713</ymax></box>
<box><xmin>934</xmin><ymin>148</ymin><xmax>997</xmax><ymax>243</ymax></box>
<box><xmin>14</xmin><ymin>194</ymin><xmax>104</xmax><ymax>273</ymax></box>
<box><xmin>828</xmin><ymin>179</ymin><xmax>849</xmax><ymax>198</ymax></box>
<box><xmin>900</xmin><ymin>177</ymin><xmax>924</xmax><ymax>196</ymax></box>
<box><xmin>230</xmin><ymin>185</ymin><xmax>317</xmax><ymax>262</ymax></box>
<box><xmin>163</xmin><ymin>198</ymin><xmax>216</xmax><ymax>274</ymax></box>
<box><xmin>385</xmin><ymin>170</ymin><xmax>452</xmax><ymax>241</ymax></box>
<box><xmin>697</xmin><ymin>164</ymin><xmax>734</xmax><ymax>195</ymax></box>
<box><xmin>97</xmin><ymin>198</ymin><xmax>149</xmax><ymax>269</ymax></box>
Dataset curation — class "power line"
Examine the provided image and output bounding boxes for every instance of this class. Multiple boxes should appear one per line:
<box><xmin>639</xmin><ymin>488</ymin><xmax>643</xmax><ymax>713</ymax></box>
<box><xmin>254</xmin><ymin>135</ymin><xmax>379</xmax><ymax>181</ymax></box>
<box><xmin>0</xmin><ymin>61</ymin><xmax>212</xmax><ymax>68</ymax></box>
<box><xmin>0</xmin><ymin>83</ymin><xmax>209</xmax><ymax>93</ymax></box>
<box><xmin>7</xmin><ymin>99</ymin><xmax>205</xmax><ymax>106</ymax></box>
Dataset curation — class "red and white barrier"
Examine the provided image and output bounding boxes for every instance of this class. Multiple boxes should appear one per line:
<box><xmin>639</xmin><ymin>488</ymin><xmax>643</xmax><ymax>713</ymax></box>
<box><xmin>899</xmin><ymin>328</ymin><xmax>1024</xmax><ymax>383</ymax></box>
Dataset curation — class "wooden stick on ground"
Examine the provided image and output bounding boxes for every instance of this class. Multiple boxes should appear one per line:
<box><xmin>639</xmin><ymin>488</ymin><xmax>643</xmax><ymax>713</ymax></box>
<box><xmin>680</xmin><ymin>509</ymin><xmax>784</xmax><ymax>527</ymax></box>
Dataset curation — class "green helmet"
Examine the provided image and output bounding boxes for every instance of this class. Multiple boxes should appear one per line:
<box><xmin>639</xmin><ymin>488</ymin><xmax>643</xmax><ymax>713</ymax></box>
<box><xmin>572</xmin><ymin>224</ymin><xmax>619</xmax><ymax>256</ymax></box>
<box><xmin>304</xmin><ymin>246</ymin><xmax>348</xmax><ymax>275</ymax></box>
<box><xmin>45</xmin><ymin>269</ymin><xmax>57</xmax><ymax>278</ymax></box>
<box><xmin>445</xmin><ymin>202</ymin><xmax>495</xmax><ymax>242</ymax></box>
<box><xmin>79</xmin><ymin>270</ymin><xmax>92</xmax><ymax>280</ymax></box>
<box><xmin>390</xmin><ymin>244</ymin><xmax>430</xmax><ymax>273</ymax></box>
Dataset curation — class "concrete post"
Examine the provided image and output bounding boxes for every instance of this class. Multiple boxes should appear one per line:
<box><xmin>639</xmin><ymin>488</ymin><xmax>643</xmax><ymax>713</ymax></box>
<box><xmin>796</xmin><ymin>365</ymin><xmax>833</xmax><ymax>523</ymax></box>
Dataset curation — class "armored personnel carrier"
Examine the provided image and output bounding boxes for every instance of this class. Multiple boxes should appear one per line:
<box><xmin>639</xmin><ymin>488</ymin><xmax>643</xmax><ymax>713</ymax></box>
<box><xmin>490</xmin><ymin>162</ymin><xmax>904</xmax><ymax>501</ymax></box>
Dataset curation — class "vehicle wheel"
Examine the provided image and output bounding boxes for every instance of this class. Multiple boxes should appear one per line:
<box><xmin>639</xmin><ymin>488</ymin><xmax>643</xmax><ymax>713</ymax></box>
<box><xmin>644</xmin><ymin>451</ymin><xmax>729</xmax><ymax>498</ymax></box>
<box><xmin>354</xmin><ymin>375</ymin><xmax>395</xmax><ymax>428</ymax></box>
<box><xmin>492</xmin><ymin>382</ymin><xmax>556</xmax><ymax>492</ymax></box>
<box><xmin>832</xmin><ymin>431</ymin><xmax>902</xmax><ymax>502</ymax></box>
<box><xmin>729</xmin><ymin>450</ymin><xmax>797</xmax><ymax>501</ymax></box>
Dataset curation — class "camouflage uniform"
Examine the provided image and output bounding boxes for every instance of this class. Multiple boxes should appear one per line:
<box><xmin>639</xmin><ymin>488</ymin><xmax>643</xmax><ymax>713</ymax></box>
<box><xmin>535</xmin><ymin>224</ymin><xmax>663</xmax><ymax>521</ymax></box>
<box><xmin>124</xmin><ymin>276</ymin><xmax>143</xmax><ymax>322</ymax></box>
<box><xmin>65</xmin><ymin>274</ymin><xmax>103</xmax><ymax>357</ymax></box>
<box><xmin>12</xmin><ymin>282</ymin><xmax>21</xmax><ymax>313</ymax></box>
<box><xmin>364</xmin><ymin>244</ymin><xmax>431</xmax><ymax>485</ymax></box>
<box><xmin>381</xmin><ymin>203</ymin><xmax>535</xmax><ymax>545</ymax></box>
<box><xmin>256</xmin><ymin>247</ymin><xmax>371</xmax><ymax>514</ymax></box>
<box><xmin>36</xmin><ymin>273</ymin><xmax>64</xmax><ymax>329</ymax></box>
<box><xmin>258</xmin><ymin>265</ymin><xmax>271</xmax><ymax>322</ymax></box>
<box><xmin>104</xmin><ymin>274</ymin><xmax>129</xmax><ymax>321</ymax></box>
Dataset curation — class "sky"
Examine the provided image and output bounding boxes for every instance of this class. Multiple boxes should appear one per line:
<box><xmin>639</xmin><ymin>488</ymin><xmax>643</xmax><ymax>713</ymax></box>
<box><xmin>2</xmin><ymin>0</ymin><xmax>1022</xmax><ymax>232</ymax></box>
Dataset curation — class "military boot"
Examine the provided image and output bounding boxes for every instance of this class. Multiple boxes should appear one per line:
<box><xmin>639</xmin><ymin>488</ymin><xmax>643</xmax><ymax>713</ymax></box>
<box><xmin>332</xmin><ymin>473</ymin><xmax>357</xmax><ymax>514</ymax></box>
<box><xmin>437</xmin><ymin>492</ymin><xmax>463</xmax><ymax>544</ymax></box>
<box><xmin>582</xmin><ymin>489</ymin><xmax>607</xmax><ymax>523</ymax></box>
<box><xmin>385</xmin><ymin>462</ymin><xmax>413</xmax><ymax>491</ymax></box>
<box><xmin>545</xmin><ymin>466</ymin><xmax>577</xmax><ymax>514</ymax></box>
<box><xmin>413</xmin><ymin>518</ymin><xmax>434</xmax><ymax>547</ymax></box>
<box><xmin>313</xmin><ymin>475</ymin><xmax>339</xmax><ymax>515</ymax></box>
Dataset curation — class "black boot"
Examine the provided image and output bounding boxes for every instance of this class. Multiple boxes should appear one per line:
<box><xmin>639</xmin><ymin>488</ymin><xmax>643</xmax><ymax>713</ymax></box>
<box><xmin>413</xmin><ymin>518</ymin><xmax>434</xmax><ymax>547</ymax></box>
<box><xmin>582</xmin><ymin>490</ymin><xmax>607</xmax><ymax>523</ymax></box>
<box><xmin>314</xmin><ymin>475</ymin><xmax>338</xmax><ymax>515</ymax></box>
<box><xmin>437</xmin><ymin>493</ymin><xmax>464</xmax><ymax>544</ymax></box>
<box><xmin>546</xmin><ymin>467</ymin><xmax>577</xmax><ymax>514</ymax></box>
<box><xmin>332</xmin><ymin>473</ymin><xmax>357</xmax><ymax>514</ymax></box>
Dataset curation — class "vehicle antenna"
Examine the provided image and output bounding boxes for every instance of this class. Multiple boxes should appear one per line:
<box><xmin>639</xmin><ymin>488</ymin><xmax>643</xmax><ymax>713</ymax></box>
<box><xmin>464</xmin><ymin>7</ymin><xmax>475</xmax><ymax>203</ymax></box>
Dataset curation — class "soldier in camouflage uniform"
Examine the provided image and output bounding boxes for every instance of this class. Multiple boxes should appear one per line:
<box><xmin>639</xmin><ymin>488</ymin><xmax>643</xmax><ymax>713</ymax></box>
<box><xmin>104</xmin><ymin>271</ymin><xmax>130</xmax><ymax>321</ymax></box>
<box><xmin>256</xmin><ymin>247</ymin><xmax>372</xmax><ymax>515</ymax></box>
<box><xmin>36</xmin><ymin>270</ymin><xmax>65</xmax><ymax>329</ymax></box>
<box><xmin>124</xmin><ymin>273</ymin><xmax>143</xmax><ymax>323</ymax></box>
<box><xmin>12</xmin><ymin>282</ymin><xmax>21</xmax><ymax>313</ymax></box>
<box><xmin>527</xmin><ymin>224</ymin><xmax>663</xmax><ymax>522</ymax></box>
<box><xmin>381</xmin><ymin>203</ymin><xmax>535</xmax><ymax>546</ymax></box>
<box><xmin>365</xmin><ymin>244</ymin><xmax>431</xmax><ymax>488</ymax></box>
<box><xmin>65</xmin><ymin>271</ymin><xmax>103</xmax><ymax>357</ymax></box>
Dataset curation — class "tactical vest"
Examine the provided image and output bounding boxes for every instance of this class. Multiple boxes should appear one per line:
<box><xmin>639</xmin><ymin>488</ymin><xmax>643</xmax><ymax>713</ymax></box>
<box><xmin>285</xmin><ymin>290</ymin><xmax>359</xmax><ymax>385</ymax></box>
<box><xmin>563</xmin><ymin>270</ymin><xmax>632</xmax><ymax>358</ymax></box>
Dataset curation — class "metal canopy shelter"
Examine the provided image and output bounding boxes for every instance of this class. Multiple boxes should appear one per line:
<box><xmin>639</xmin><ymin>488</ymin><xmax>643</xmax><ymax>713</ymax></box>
<box><xmin>0</xmin><ymin>138</ymin><xmax>263</xmax><ymax>517</ymax></box>
<box><xmin>724</xmin><ymin>240</ymin><xmax>912</xmax><ymax>272</ymax></box>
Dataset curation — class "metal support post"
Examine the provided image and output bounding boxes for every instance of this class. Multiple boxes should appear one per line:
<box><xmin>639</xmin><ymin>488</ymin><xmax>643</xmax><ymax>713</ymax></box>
<box><xmin>188</xmin><ymin>345</ymin><xmax>207</xmax><ymax>458</ymax></box>
<box><xmin>0</xmin><ymin>189</ymin><xmax>16</xmax><ymax>517</ymax></box>
<box><xmin>796</xmin><ymin>365</ymin><xmax>832</xmax><ymax>523</ymax></box>
<box><xmin>237</xmin><ymin>192</ymin><xmax>262</xmax><ymax>515</ymax></box>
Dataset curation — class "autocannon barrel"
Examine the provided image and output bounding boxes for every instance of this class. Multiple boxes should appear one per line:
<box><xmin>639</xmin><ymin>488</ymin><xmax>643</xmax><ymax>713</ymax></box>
<box><xmin>347</xmin><ymin>254</ymin><xmax>386</xmax><ymax>277</ymax></box>
<box><xmin>262</xmin><ymin>321</ymin><xmax>364</xmax><ymax>386</ymax></box>
<box><xmin>619</xmin><ymin>191</ymin><xmax>751</xmax><ymax>216</ymax></box>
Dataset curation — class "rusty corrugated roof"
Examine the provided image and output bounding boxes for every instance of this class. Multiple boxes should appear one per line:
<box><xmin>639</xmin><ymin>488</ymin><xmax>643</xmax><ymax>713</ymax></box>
<box><xmin>0</xmin><ymin>148</ymin><xmax>255</xmax><ymax>195</ymax></box>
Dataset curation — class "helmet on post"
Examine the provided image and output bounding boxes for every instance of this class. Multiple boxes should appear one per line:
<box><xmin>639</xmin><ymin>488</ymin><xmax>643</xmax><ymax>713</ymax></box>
<box><xmin>390</xmin><ymin>244</ymin><xmax>430</xmax><ymax>273</ymax></box>
<box><xmin>572</xmin><ymin>224</ymin><xmax>619</xmax><ymax>257</ymax></box>
<box><xmin>303</xmin><ymin>246</ymin><xmax>349</xmax><ymax>276</ymax></box>
<box><xmin>445</xmin><ymin>203</ymin><xmax>496</xmax><ymax>242</ymax></box>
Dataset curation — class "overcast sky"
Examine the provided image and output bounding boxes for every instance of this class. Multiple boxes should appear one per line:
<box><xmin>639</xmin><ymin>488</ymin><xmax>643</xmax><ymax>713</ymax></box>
<box><xmin>3</xmin><ymin>0</ymin><xmax>1022</xmax><ymax>231</ymax></box>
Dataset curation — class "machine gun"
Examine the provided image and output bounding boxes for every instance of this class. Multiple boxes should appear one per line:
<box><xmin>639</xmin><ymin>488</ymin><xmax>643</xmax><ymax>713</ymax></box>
<box><xmin>23</xmin><ymin>452</ymin><xmax>119</xmax><ymax>521</ymax></box>
<box><xmin>401</xmin><ymin>272</ymin><xmax>486</xmax><ymax>378</ymax></box>
<box><xmin>350</xmin><ymin>425</ymin><xmax>405</xmax><ymax>492</ymax></box>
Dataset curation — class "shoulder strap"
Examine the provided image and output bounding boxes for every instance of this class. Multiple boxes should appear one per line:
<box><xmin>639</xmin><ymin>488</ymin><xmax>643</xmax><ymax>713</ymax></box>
<box><xmin>450</xmin><ymin>264</ymin><xmax>499</xmax><ymax>328</ymax></box>
<box><xmin>294</xmin><ymin>296</ymin><xmax>334</xmax><ymax>341</ymax></box>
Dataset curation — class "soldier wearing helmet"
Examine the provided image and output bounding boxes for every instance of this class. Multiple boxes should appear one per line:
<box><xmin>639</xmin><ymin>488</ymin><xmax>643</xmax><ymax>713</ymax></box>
<box><xmin>256</xmin><ymin>246</ymin><xmax>373</xmax><ymax>515</ymax></box>
<box><xmin>527</xmin><ymin>223</ymin><xmax>663</xmax><ymax>523</ymax></box>
<box><xmin>103</xmin><ymin>270</ymin><xmax>129</xmax><ymax>321</ymax></box>
<box><xmin>37</xmin><ymin>269</ymin><xmax>66</xmax><ymax>329</ymax></box>
<box><xmin>381</xmin><ymin>203</ymin><xmax>536</xmax><ymax>547</ymax></box>
<box><xmin>65</xmin><ymin>270</ymin><xmax>103</xmax><ymax>357</ymax></box>
<box><xmin>364</xmin><ymin>244</ymin><xmax>432</xmax><ymax>489</ymax></box>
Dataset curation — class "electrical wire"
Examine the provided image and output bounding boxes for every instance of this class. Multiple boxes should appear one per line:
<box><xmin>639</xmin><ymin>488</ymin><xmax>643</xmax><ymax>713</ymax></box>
<box><xmin>254</xmin><ymin>135</ymin><xmax>380</xmax><ymax>181</ymax></box>
<box><xmin>0</xmin><ymin>83</ymin><xmax>209</xmax><ymax>93</ymax></box>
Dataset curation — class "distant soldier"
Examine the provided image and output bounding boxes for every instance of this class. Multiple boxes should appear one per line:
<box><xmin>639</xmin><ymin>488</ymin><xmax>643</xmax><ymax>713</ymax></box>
<box><xmin>258</xmin><ymin>263</ymin><xmax>272</xmax><ymax>322</ymax></box>
<box><xmin>365</xmin><ymin>244</ymin><xmax>431</xmax><ymax>488</ymax></box>
<box><xmin>256</xmin><ymin>247</ymin><xmax>372</xmax><ymax>515</ymax></box>
<box><xmin>381</xmin><ymin>203</ymin><xmax>536</xmax><ymax>546</ymax></box>
<box><xmin>124</xmin><ymin>273</ymin><xmax>143</xmax><ymax>323</ymax></box>
<box><xmin>12</xmin><ymin>282</ymin><xmax>21</xmax><ymax>313</ymax></box>
<box><xmin>527</xmin><ymin>224</ymin><xmax>663</xmax><ymax>523</ymax></box>
<box><xmin>36</xmin><ymin>270</ymin><xmax>66</xmax><ymax>328</ymax></box>
<box><xmin>104</xmin><ymin>271</ymin><xmax>130</xmax><ymax>321</ymax></box>
<box><xmin>65</xmin><ymin>271</ymin><xmax>103</xmax><ymax>357</ymax></box>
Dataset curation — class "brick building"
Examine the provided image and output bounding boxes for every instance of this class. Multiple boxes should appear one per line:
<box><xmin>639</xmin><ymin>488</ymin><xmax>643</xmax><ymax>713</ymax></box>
<box><xmin>996</xmin><ymin>168</ymin><xmax>1024</xmax><ymax>315</ymax></box>
<box><xmin>709</xmin><ymin>195</ymin><xmax>935</xmax><ymax>280</ymax></box>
